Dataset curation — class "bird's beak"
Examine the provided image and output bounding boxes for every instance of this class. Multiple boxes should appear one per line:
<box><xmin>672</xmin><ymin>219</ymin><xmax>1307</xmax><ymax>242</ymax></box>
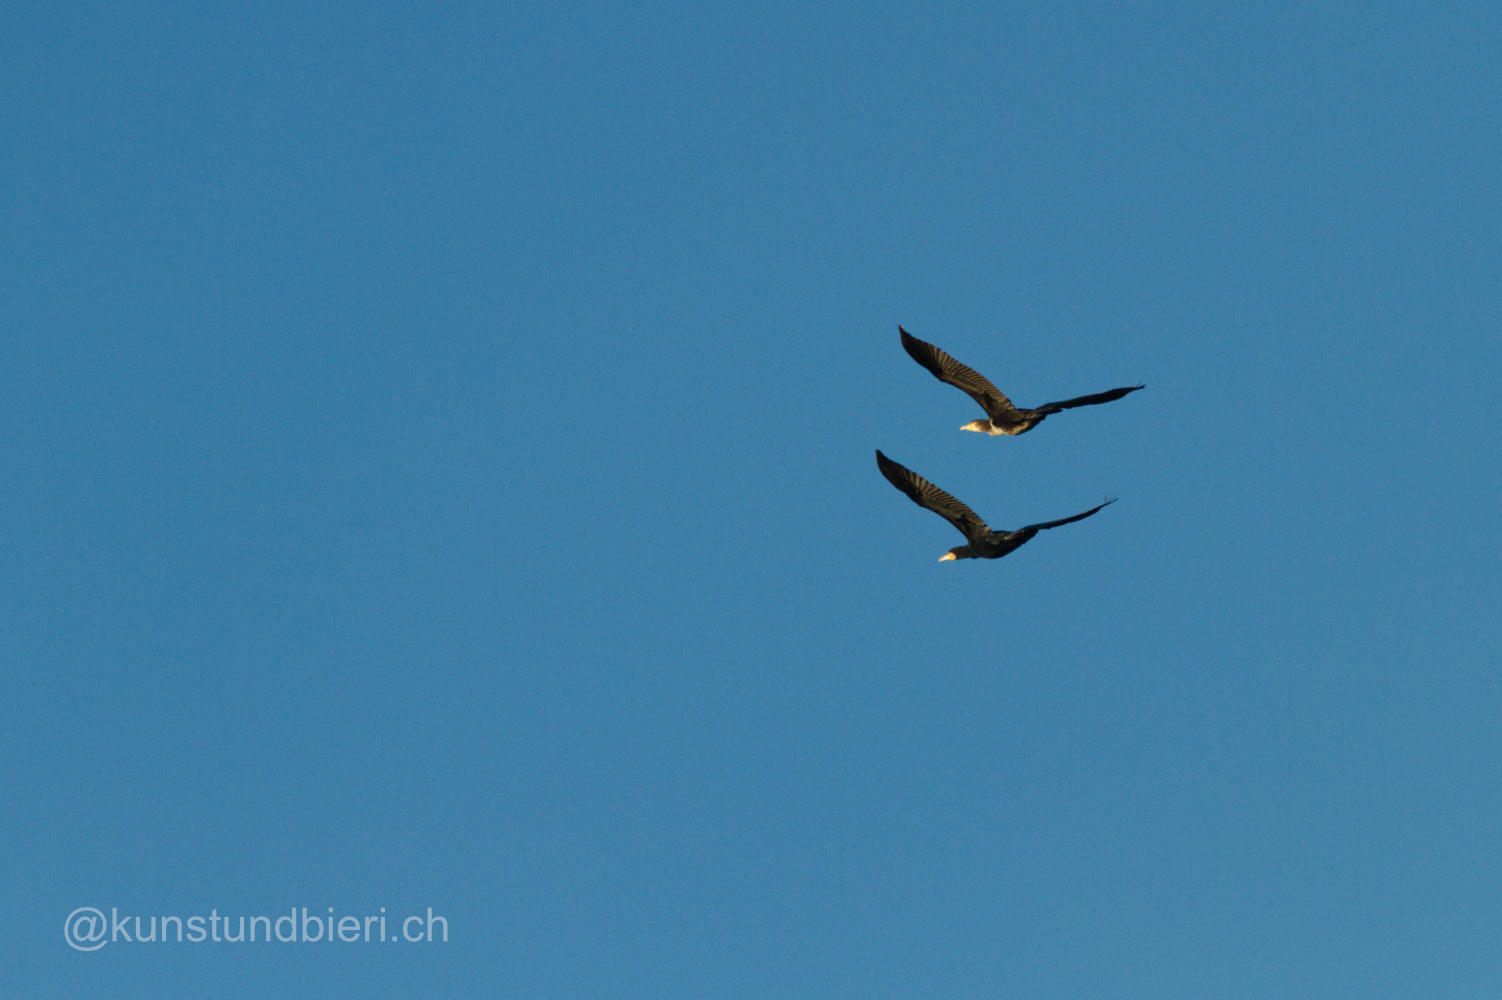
<box><xmin>939</xmin><ymin>552</ymin><xmax>957</xmax><ymax>561</ymax></box>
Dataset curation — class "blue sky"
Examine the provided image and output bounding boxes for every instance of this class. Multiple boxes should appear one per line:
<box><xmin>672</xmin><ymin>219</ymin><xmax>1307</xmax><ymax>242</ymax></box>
<box><xmin>3</xmin><ymin>1</ymin><xmax>1500</xmax><ymax>996</ymax></box>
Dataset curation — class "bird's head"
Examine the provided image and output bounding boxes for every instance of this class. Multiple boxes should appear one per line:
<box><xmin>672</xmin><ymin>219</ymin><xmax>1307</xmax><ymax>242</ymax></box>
<box><xmin>960</xmin><ymin>419</ymin><xmax>992</xmax><ymax>434</ymax></box>
<box><xmin>940</xmin><ymin>546</ymin><xmax>973</xmax><ymax>562</ymax></box>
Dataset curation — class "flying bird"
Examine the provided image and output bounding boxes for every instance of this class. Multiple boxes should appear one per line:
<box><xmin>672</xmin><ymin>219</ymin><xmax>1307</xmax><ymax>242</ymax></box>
<box><xmin>876</xmin><ymin>450</ymin><xmax>1115</xmax><ymax>562</ymax></box>
<box><xmin>900</xmin><ymin>326</ymin><xmax>1144</xmax><ymax>436</ymax></box>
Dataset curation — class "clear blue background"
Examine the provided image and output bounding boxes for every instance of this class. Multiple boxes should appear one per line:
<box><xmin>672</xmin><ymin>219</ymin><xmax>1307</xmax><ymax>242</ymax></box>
<box><xmin>3</xmin><ymin>2</ymin><xmax>1500</xmax><ymax>996</ymax></box>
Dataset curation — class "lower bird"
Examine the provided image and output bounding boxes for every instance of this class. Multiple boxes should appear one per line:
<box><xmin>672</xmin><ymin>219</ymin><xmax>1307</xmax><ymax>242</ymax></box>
<box><xmin>876</xmin><ymin>450</ymin><xmax>1115</xmax><ymax>561</ymax></box>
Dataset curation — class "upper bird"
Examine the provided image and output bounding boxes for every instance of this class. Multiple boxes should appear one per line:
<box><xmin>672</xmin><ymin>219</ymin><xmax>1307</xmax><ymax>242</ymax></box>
<box><xmin>900</xmin><ymin>326</ymin><xmax>1144</xmax><ymax>436</ymax></box>
<box><xmin>877</xmin><ymin>450</ymin><xmax>1114</xmax><ymax>562</ymax></box>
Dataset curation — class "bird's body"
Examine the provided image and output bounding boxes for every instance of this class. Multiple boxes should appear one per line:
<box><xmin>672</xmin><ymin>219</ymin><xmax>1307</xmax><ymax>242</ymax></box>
<box><xmin>875</xmin><ymin>450</ymin><xmax>1114</xmax><ymax>561</ymax></box>
<box><xmin>899</xmin><ymin>327</ymin><xmax>1143</xmax><ymax>435</ymax></box>
<box><xmin>961</xmin><ymin>415</ymin><xmax>1043</xmax><ymax>437</ymax></box>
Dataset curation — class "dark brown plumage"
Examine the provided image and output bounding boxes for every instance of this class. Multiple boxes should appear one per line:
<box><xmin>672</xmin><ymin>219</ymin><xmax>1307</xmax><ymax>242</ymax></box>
<box><xmin>876</xmin><ymin>450</ymin><xmax>1115</xmax><ymax>561</ymax></box>
<box><xmin>900</xmin><ymin>326</ymin><xmax>1143</xmax><ymax>435</ymax></box>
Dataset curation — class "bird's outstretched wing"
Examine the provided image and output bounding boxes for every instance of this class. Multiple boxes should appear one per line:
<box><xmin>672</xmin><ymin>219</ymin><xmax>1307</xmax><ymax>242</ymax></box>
<box><xmin>1034</xmin><ymin>385</ymin><xmax>1145</xmax><ymax>414</ymax></box>
<box><xmin>899</xmin><ymin>327</ymin><xmax>1017</xmax><ymax>422</ymax></box>
<box><xmin>876</xmin><ymin>450</ymin><xmax>990</xmax><ymax>542</ymax></box>
<box><xmin>1015</xmin><ymin>497</ymin><xmax>1116</xmax><ymax>534</ymax></box>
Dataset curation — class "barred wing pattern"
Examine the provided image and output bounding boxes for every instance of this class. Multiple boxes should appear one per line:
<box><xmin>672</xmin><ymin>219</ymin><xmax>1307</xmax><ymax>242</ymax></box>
<box><xmin>876</xmin><ymin>450</ymin><xmax>989</xmax><ymax>543</ymax></box>
<box><xmin>899</xmin><ymin>327</ymin><xmax>1016</xmax><ymax>422</ymax></box>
